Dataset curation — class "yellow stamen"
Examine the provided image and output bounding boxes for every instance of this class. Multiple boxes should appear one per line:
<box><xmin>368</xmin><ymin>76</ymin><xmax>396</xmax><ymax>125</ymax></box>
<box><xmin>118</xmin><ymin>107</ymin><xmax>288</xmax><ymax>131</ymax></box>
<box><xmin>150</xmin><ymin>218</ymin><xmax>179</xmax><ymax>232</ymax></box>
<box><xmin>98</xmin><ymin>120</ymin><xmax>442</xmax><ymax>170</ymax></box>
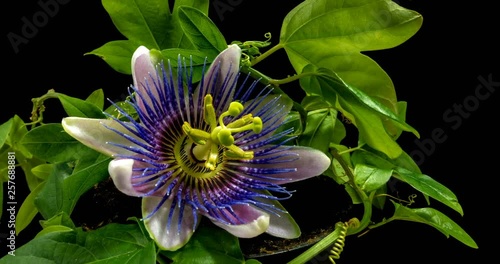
<box><xmin>182</xmin><ymin>94</ymin><xmax>263</xmax><ymax>171</ymax></box>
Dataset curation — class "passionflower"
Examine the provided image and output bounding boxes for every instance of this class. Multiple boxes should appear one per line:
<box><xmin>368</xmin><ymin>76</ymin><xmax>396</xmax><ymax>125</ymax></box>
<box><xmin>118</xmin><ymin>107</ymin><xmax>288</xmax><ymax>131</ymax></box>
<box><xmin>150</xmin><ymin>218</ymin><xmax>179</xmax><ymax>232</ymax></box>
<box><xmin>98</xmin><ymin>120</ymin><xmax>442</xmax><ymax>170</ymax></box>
<box><xmin>62</xmin><ymin>44</ymin><xmax>330</xmax><ymax>250</ymax></box>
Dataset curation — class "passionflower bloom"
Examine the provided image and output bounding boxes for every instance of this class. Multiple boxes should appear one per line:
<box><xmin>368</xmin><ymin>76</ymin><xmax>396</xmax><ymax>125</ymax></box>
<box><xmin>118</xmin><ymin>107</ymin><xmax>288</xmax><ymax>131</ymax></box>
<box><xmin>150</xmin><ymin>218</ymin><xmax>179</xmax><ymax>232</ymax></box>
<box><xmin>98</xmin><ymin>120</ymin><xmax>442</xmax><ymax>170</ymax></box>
<box><xmin>62</xmin><ymin>44</ymin><xmax>330</xmax><ymax>250</ymax></box>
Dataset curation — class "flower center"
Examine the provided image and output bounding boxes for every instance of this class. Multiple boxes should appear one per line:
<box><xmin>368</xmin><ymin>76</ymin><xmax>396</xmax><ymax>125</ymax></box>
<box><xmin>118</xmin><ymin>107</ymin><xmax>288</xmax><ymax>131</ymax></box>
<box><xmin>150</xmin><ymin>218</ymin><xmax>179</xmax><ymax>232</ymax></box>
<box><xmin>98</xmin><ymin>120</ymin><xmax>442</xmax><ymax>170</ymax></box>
<box><xmin>182</xmin><ymin>94</ymin><xmax>262</xmax><ymax>171</ymax></box>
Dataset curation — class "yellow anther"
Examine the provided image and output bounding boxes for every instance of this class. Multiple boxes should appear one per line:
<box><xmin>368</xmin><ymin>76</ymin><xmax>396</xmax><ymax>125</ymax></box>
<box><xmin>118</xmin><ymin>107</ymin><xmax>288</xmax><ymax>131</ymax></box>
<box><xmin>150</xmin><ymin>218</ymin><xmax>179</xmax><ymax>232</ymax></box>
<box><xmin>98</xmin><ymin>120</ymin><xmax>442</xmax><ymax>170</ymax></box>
<box><xmin>225</xmin><ymin>145</ymin><xmax>254</xmax><ymax>159</ymax></box>
<box><xmin>182</xmin><ymin>122</ymin><xmax>209</xmax><ymax>145</ymax></box>
<box><xmin>252</xmin><ymin>117</ymin><xmax>263</xmax><ymax>133</ymax></box>
<box><xmin>204</xmin><ymin>95</ymin><xmax>217</xmax><ymax>127</ymax></box>
<box><xmin>227</xmin><ymin>102</ymin><xmax>244</xmax><ymax>116</ymax></box>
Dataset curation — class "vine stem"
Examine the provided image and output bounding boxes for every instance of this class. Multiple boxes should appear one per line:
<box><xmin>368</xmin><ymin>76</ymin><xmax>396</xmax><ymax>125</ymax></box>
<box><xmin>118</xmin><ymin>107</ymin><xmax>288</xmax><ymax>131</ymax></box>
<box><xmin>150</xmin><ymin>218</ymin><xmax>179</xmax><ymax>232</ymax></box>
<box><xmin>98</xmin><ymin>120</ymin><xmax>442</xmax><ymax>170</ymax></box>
<box><xmin>250</xmin><ymin>43</ymin><xmax>284</xmax><ymax>67</ymax></box>
<box><xmin>28</xmin><ymin>89</ymin><xmax>61</xmax><ymax>129</ymax></box>
<box><xmin>287</xmin><ymin>149</ymin><xmax>374</xmax><ymax>264</ymax></box>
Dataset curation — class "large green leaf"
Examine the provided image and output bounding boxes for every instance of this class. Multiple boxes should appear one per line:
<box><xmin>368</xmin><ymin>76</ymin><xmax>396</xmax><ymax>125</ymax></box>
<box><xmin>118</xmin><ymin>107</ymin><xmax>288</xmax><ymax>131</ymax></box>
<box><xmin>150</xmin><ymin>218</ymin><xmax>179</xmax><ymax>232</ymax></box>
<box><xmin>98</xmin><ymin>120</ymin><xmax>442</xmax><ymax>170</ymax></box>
<box><xmin>392</xmin><ymin>202</ymin><xmax>478</xmax><ymax>249</ymax></box>
<box><xmin>280</xmin><ymin>0</ymin><xmax>422</xmax><ymax>113</ymax></box>
<box><xmin>0</xmin><ymin>223</ymin><xmax>156</xmax><ymax>264</ymax></box>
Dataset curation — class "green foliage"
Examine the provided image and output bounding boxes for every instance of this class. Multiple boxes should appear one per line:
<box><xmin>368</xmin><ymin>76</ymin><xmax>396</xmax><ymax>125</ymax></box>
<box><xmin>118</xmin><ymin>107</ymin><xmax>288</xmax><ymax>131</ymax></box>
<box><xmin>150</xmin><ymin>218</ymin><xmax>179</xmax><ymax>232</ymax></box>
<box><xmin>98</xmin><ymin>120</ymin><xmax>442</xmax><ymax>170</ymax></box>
<box><xmin>161</xmin><ymin>226</ymin><xmax>247</xmax><ymax>263</ymax></box>
<box><xmin>0</xmin><ymin>0</ymin><xmax>477</xmax><ymax>263</ymax></box>
<box><xmin>0</xmin><ymin>223</ymin><xmax>156</xmax><ymax>264</ymax></box>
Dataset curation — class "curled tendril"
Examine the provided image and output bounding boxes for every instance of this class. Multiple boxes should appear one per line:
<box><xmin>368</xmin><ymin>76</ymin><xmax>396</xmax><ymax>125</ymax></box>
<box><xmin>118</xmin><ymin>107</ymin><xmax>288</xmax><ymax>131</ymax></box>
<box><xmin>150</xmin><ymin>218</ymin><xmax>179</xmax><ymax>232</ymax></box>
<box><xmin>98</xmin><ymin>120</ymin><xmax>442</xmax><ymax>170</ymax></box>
<box><xmin>232</xmin><ymin>32</ymin><xmax>273</xmax><ymax>65</ymax></box>
<box><xmin>329</xmin><ymin>218</ymin><xmax>360</xmax><ymax>264</ymax></box>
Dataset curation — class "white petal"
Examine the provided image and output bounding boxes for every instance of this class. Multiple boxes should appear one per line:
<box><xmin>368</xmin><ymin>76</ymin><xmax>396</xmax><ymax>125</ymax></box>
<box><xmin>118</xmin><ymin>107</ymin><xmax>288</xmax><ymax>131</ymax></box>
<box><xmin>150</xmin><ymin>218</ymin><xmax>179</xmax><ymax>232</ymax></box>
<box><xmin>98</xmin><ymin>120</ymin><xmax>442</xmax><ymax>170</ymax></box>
<box><xmin>265</xmin><ymin>199</ymin><xmax>301</xmax><ymax>239</ymax></box>
<box><xmin>62</xmin><ymin>117</ymin><xmax>145</xmax><ymax>157</ymax></box>
<box><xmin>209</xmin><ymin>205</ymin><xmax>270</xmax><ymax>238</ymax></box>
<box><xmin>142</xmin><ymin>196</ymin><xmax>199</xmax><ymax>251</ymax></box>
<box><xmin>229</xmin><ymin>146</ymin><xmax>331</xmax><ymax>185</ymax></box>
<box><xmin>194</xmin><ymin>44</ymin><xmax>242</xmax><ymax>112</ymax></box>
<box><xmin>108</xmin><ymin>159</ymin><xmax>142</xmax><ymax>197</ymax></box>
<box><xmin>131</xmin><ymin>45</ymin><xmax>161</xmax><ymax>115</ymax></box>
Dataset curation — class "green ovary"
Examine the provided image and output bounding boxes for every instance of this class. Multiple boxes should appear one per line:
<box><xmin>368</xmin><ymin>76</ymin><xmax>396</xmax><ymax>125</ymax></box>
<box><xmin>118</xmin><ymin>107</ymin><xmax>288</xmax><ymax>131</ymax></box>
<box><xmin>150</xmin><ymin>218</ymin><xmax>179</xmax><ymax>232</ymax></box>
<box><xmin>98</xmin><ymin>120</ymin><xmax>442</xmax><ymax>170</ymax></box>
<box><xmin>182</xmin><ymin>94</ymin><xmax>263</xmax><ymax>171</ymax></box>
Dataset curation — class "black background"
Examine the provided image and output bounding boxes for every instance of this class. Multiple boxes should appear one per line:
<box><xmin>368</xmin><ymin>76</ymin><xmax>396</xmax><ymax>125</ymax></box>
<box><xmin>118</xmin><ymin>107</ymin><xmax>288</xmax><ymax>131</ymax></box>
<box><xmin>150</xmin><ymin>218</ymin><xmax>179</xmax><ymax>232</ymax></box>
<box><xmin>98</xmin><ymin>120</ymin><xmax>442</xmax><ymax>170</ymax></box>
<box><xmin>2</xmin><ymin>0</ymin><xmax>498</xmax><ymax>263</ymax></box>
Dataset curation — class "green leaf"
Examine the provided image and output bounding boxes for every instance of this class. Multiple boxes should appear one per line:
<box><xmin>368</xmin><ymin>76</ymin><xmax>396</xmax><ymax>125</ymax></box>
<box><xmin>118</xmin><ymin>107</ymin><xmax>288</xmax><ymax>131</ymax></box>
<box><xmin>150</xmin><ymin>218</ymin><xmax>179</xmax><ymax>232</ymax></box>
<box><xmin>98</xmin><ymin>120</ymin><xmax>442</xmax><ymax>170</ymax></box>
<box><xmin>392</xmin><ymin>202</ymin><xmax>478</xmax><ymax>249</ymax></box>
<box><xmin>86</xmin><ymin>88</ymin><xmax>105</xmax><ymax>110</ymax></box>
<box><xmin>20</xmin><ymin>124</ymin><xmax>91</xmax><ymax>163</ymax></box>
<box><xmin>63</xmin><ymin>153</ymin><xmax>111</xmax><ymax>215</ymax></box>
<box><xmin>31</xmin><ymin>163</ymin><xmax>54</xmax><ymax>181</ymax></box>
<box><xmin>178</xmin><ymin>6</ymin><xmax>227</xmax><ymax>58</ymax></box>
<box><xmin>298</xmin><ymin>107</ymin><xmax>338</xmax><ymax>154</ymax></box>
<box><xmin>162</xmin><ymin>225</ymin><xmax>245</xmax><ymax>264</ymax></box>
<box><xmin>354</xmin><ymin>163</ymin><xmax>392</xmax><ymax>193</ymax></box>
<box><xmin>0</xmin><ymin>223</ymin><xmax>155</xmax><ymax>264</ymax></box>
<box><xmin>34</xmin><ymin>152</ymin><xmax>111</xmax><ymax>219</ymax></box>
<box><xmin>40</xmin><ymin>211</ymin><xmax>76</xmax><ymax>229</ymax></box>
<box><xmin>57</xmin><ymin>93</ymin><xmax>106</xmax><ymax>118</ymax></box>
<box><xmin>102</xmin><ymin>0</ymin><xmax>172</xmax><ymax>49</ymax></box>
<box><xmin>280</xmin><ymin>0</ymin><xmax>422</xmax><ymax>112</ymax></box>
<box><xmin>281</xmin><ymin>0</ymin><xmax>422</xmax><ymax>55</ymax></box>
<box><xmin>16</xmin><ymin>182</ymin><xmax>45</xmax><ymax>235</ymax></box>
<box><xmin>34</xmin><ymin>163</ymin><xmax>73</xmax><ymax>220</ymax></box>
<box><xmin>4</xmin><ymin>115</ymin><xmax>32</xmax><ymax>159</ymax></box>
<box><xmin>0</xmin><ymin>118</ymin><xmax>13</xmax><ymax>148</ymax></box>
<box><xmin>86</xmin><ymin>40</ymin><xmax>139</xmax><ymax>75</ymax></box>
<box><xmin>394</xmin><ymin>167</ymin><xmax>464</xmax><ymax>216</ymax></box>
<box><xmin>35</xmin><ymin>225</ymin><xmax>74</xmax><ymax>239</ymax></box>
<box><xmin>299</xmin><ymin>66</ymin><xmax>417</xmax><ymax>158</ymax></box>
<box><xmin>91</xmin><ymin>0</ymin><xmax>209</xmax><ymax>74</ymax></box>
